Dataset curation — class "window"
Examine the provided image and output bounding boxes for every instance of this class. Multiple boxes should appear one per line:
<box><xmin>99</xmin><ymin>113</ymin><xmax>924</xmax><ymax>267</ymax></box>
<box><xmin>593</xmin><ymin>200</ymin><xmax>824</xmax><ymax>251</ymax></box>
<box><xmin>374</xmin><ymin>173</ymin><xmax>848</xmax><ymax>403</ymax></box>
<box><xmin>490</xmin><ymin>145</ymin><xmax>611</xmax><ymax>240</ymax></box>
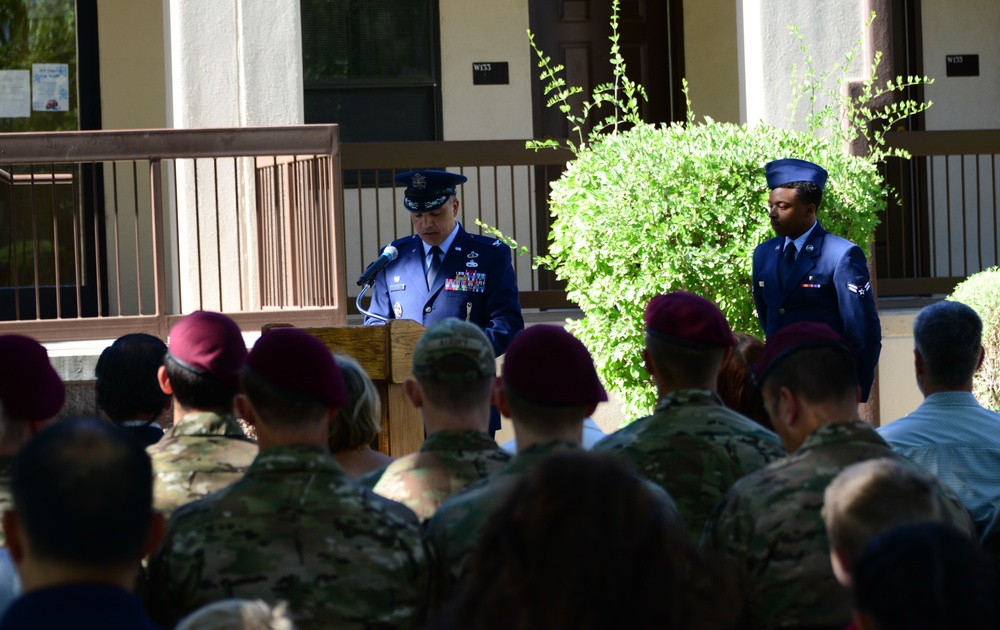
<box><xmin>301</xmin><ymin>0</ymin><xmax>441</xmax><ymax>143</ymax></box>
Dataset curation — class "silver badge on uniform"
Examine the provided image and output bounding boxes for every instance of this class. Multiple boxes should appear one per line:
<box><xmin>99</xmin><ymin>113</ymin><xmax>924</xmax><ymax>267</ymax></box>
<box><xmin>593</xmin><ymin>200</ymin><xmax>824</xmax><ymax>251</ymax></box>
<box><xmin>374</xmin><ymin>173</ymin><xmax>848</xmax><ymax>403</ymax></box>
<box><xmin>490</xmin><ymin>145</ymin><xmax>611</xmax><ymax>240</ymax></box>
<box><xmin>466</xmin><ymin>261</ymin><xmax>479</xmax><ymax>268</ymax></box>
<box><xmin>467</xmin><ymin>251</ymin><xmax>479</xmax><ymax>259</ymax></box>
<box><xmin>394</xmin><ymin>276</ymin><xmax>400</xmax><ymax>282</ymax></box>
<box><xmin>394</xmin><ymin>302</ymin><xmax>403</xmax><ymax>318</ymax></box>
<box><xmin>411</xmin><ymin>173</ymin><xmax>426</xmax><ymax>189</ymax></box>
<box><xmin>805</xmin><ymin>244</ymin><xmax>814</xmax><ymax>252</ymax></box>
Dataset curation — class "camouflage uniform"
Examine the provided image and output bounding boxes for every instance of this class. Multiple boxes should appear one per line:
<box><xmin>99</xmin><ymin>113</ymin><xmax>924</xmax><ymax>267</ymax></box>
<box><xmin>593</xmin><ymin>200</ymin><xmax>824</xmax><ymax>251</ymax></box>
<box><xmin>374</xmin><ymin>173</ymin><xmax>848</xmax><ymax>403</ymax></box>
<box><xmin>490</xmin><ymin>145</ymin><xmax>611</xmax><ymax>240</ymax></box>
<box><xmin>700</xmin><ymin>420</ymin><xmax>975</xmax><ymax>630</ymax></box>
<box><xmin>147</xmin><ymin>444</ymin><xmax>428</xmax><ymax>630</ymax></box>
<box><xmin>593</xmin><ymin>388</ymin><xmax>785</xmax><ymax>538</ymax></box>
<box><xmin>358</xmin><ymin>429</ymin><xmax>511</xmax><ymax>521</ymax></box>
<box><xmin>0</xmin><ymin>457</ymin><xmax>12</xmax><ymax>546</ymax></box>
<box><xmin>146</xmin><ymin>411</ymin><xmax>257</xmax><ymax>516</ymax></box>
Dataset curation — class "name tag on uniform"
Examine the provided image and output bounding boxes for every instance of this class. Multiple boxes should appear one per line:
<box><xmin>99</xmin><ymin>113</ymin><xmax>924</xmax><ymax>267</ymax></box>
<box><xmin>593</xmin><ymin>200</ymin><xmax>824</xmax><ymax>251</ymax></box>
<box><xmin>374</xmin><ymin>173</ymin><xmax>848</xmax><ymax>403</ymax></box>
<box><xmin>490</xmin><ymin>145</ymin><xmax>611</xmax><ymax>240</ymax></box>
<box><xmin>389</xmin><ymin>283</ymin><xmax>405</xmax><ymax>292</ymax></box>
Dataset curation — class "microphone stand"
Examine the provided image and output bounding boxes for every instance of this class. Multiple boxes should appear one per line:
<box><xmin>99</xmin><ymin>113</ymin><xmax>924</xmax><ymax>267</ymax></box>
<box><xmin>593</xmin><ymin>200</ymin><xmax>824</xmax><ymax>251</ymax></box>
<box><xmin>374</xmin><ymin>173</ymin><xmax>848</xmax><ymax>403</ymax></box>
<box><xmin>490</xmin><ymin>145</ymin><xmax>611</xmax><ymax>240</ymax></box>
<box><xmin>356</xmin><ymin>282</ymin><xmax>388</xmax><ymax>323</ymax></box>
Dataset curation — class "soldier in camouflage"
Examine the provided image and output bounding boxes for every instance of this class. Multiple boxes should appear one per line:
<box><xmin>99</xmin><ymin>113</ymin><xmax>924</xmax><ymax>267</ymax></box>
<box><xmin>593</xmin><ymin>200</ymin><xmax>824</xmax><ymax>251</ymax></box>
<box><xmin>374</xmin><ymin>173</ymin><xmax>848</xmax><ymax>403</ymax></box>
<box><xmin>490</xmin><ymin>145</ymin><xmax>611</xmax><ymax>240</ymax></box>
<box><xmin>147</xmin><ymin>328</ymin><xmax>428</xmax><ymax>629</ymax></box>
<box><xmin>0</xmin><ymin>335</ymin><xmax>65</xmax><ymax>547</ymax></box>
<box><xmin>700</xmin><ymin>322</ymin><xmax>975</xmax><ymax>630</ymax></box>
<box><xmin>358</xmin><ymin>318</ymin><xmax>510</xmax><ymax>520</ymax></box>
<box><xmin>147</xmin><ymin>311</ymin><xmax>258</xmax><ymax>516</ymax></box>
<box><xmin>425</xmin><ymin>325</ymin><xmax>679</xmax><ymax>610</ymax></box>
<box><xmin>593</xmin><ymin>292</ymin><xmax>785</xmax><ymax>537</ymax></box>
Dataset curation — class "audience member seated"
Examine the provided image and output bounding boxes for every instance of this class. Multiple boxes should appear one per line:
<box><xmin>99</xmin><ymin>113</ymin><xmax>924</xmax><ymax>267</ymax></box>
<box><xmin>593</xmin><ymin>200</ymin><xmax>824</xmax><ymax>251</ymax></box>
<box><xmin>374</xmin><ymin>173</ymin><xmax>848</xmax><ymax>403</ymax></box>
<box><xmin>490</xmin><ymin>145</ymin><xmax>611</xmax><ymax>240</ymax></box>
<box><xmin>851</xmin><ymin>523</ymin><xmax>995</xmax><ymax>630</ymax></box>
<box><xmin>95</xmin><ymin>333</ymin><xmax>171</xmax><ymax>446</ymax></box>
<box><xmin>594</xmin><ymin>292</ymin><xmax>784</xmax><ymax>537</ymax></box>
<box><xmin>176</xmin><ymin>599</ymin><xmax>295</xmax><ymax>630</ymax></box>
<box><xmin>437</xmin><ymin>451</ymin><xmax>735</xmax><ymax>630</ymax></box>
<box><xmin>359</xmin><ymin>319</ymin><xmax>510</xmax><ymax>520</ymax></box>
<box><xmin>878</xmin><ymin>300</ymin><xmax>1000</xmax><ymax>534</ymax></box>
<box><xmin>0</xmin><ymin>418</ymin><xmax>163</xmax><ymax>629</ymax></box>
<box><xmin>717</xmin><ymin>332</ymin><xmax>773</xmax><ymax>430</ymax></box>
<box><xmin>425</xmin><ymin>325</ymin><xmax>678</xmax><ymax>610</ymax></box>
<box><xmin>701</xmin><ymin>322</ymin><xmax>974</xmax><ymax>630</ymax></box>
<box><xmin>0</xmin><ymin>335</ymin><xmax>65</xmax><ymax>547</ymax></box>
<box><xmin>327</xmin><ymin>354</ymin><xmax>393</xmax><ymax>479</ymax></box>
<box><xmin>147</xmin><ymin>310</ymin><xmax>258</xmax><ymax>516</ymax></box>
<box><xmin>148</xmin><ymin>328</ymin><xmax>427</xmax><ymax>630</ymax></box>
<box><xmin>822</xmin><ymin>458</ymin><xmax>944</xmax><ymax>590</ymax></box>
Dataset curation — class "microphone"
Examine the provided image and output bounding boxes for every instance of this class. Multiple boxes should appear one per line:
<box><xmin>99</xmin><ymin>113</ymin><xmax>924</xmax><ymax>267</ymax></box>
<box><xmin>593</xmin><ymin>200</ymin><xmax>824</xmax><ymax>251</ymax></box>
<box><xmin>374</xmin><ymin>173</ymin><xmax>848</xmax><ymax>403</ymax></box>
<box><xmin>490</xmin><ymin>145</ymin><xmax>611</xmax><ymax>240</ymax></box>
<box><xmin>356</xmin><ymin>245</ymin><xmax>398</xmax><ymax>286</ymax></box>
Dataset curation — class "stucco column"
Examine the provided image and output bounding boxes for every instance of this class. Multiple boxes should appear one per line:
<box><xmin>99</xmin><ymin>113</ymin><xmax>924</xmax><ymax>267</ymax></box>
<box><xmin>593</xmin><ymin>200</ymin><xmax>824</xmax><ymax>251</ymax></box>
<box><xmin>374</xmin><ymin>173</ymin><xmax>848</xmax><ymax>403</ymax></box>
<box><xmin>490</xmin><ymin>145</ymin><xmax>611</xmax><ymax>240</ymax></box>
<box><xmin>164</xmin><ymin>0</ymin><xmax>304</xmax><ymax>313</ymax></box>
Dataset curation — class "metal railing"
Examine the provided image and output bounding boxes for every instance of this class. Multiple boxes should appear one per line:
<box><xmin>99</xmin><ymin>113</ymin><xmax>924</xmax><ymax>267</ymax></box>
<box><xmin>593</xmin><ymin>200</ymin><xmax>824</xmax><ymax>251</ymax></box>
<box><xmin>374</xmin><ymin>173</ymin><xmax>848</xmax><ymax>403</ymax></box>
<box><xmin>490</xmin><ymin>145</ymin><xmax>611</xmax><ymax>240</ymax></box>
<box><xmin>2</xmin><ymin>127</ymin><xmax>994</xmax><ymax>342</ymax></box>
<box><xmin>0</xmin><ymin>125</ymin><xmax>346</xmax><ymax>340</ymax></box>
<box><xmin>879</xmin><ymin>130</ymin><xmax>1000</xmax><ymax>296</ymax></box>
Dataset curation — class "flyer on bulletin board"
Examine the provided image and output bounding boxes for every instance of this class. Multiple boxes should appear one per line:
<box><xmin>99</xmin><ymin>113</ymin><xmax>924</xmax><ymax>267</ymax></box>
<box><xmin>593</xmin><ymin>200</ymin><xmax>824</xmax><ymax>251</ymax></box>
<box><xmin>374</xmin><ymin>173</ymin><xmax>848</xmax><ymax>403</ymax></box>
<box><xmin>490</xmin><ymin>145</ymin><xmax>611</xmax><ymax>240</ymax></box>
<box><xmin>32</xmin><ymin>63</ymin><xmax>69</xmax><ymax>112</ymax></box>
<box><xmin>0</xmin><ymin>70</ymin><xmax>30</xmax><ymax>118</ymax></box>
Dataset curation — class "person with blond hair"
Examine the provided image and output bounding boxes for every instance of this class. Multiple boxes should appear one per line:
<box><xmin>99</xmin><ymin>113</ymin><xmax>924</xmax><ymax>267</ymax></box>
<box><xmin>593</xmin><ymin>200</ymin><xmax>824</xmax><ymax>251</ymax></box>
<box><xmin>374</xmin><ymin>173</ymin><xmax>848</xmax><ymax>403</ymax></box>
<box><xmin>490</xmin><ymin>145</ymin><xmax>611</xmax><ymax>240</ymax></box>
<box><xmin>328</xmin><ymin>354</ymin><xmax>393</xmax><ymax>479</ymax></box>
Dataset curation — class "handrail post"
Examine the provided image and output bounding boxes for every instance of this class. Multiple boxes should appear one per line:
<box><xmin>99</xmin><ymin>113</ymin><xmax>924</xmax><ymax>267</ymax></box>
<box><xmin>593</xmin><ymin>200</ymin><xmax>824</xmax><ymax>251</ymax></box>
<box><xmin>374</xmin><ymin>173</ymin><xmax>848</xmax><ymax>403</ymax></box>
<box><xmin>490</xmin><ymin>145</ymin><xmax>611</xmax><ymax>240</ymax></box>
<box><xmin>150</xmin><ymin>158</ymin><xmax>169</xmax><ymax>338</ymax></box>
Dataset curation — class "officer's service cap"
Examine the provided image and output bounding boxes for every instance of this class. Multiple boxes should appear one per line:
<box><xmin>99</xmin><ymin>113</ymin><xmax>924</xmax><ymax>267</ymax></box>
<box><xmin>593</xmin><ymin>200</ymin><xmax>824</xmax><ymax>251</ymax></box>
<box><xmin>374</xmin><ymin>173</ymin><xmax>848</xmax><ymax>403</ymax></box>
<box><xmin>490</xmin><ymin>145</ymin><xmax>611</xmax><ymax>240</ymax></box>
<box><xmin>168</xmin><ymin>310</ymin><xmax>247</xmax><ymax>389</ymax></box>
<box><xmin>0</xmin><ymin>335</ymin><xmax>65</xmax><ymax>421</ymax></box>
<box><xmin>245</xmin><ymin>328</ymin><xmax>346</xmax><ymax>407</ymax></box>
<box><xmin>412</xmin><ymin>318</ymin><xmax>495</xmax><ymax>383</ymax></box>
<box><xmin>395</xmin><ymin>170</ymin><xmax>468</xmax><ymax>212</ymax></box>
<box><xmin>502</xmin><ymin>325</ymin><xmax>608</xmax><ymax>406</ymax></box>
<box><xmin>753</xmin><ymin>321</ymin><xmax>856</xmax><ymax>387</ymax></box>
<box><xmin>645</xmin><ymin>292</ymin><xmax>737</xmax><ymax>348</ymax></box>
<box><xmin>765</xmin><ymin>158</ymin><xmax>829</xmax><ymax>190</ymax></box>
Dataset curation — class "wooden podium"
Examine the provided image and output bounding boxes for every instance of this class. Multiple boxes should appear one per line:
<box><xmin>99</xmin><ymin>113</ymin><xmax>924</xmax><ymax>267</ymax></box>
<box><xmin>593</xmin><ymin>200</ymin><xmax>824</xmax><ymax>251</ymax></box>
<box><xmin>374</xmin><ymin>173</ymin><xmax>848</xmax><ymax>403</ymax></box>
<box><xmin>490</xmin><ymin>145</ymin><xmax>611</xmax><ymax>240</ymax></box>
<box><xmin>263</xmin><ymin>319</ymin><xmax>426</xmax><ymax>457</ymax></box>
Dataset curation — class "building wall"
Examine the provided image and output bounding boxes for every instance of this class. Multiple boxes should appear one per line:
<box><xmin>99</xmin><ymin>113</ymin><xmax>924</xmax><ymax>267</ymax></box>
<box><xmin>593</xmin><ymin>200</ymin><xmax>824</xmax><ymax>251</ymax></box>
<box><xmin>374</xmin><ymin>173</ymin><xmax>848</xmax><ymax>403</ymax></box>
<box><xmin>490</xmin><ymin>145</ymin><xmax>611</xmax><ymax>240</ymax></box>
<box><xmin>738</xmin><ymin>0</ymin><xmax>867</xmax><ymax>128</ymax></box>
<box><xmin>921</xmin><ymin>0</ymin><xmax>1000</xmax><ymax>131</ymax></box>
<box><xmin>440</xmin><ymin>0</ymin><xmax>534</xmax><ymax>140</ymax></box>
<box><xmin>682</xmin><ymin>0</ymin><xmax>740</xmax><ymax>123</ymax></box>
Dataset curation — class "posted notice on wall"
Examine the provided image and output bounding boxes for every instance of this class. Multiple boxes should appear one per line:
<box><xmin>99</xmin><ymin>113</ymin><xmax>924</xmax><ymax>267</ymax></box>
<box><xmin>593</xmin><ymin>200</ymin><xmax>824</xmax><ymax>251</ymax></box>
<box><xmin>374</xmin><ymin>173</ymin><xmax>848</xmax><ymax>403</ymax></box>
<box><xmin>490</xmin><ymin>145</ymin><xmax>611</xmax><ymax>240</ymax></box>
<box><xmin>0</xmin><ymin>70</ymin><xmax>30</xmax><ymax>118</ymax></box>
<box><xmin>32</xmin><ymin>63</ymin><xmax>69</xmax><ymax>112</ymax></box>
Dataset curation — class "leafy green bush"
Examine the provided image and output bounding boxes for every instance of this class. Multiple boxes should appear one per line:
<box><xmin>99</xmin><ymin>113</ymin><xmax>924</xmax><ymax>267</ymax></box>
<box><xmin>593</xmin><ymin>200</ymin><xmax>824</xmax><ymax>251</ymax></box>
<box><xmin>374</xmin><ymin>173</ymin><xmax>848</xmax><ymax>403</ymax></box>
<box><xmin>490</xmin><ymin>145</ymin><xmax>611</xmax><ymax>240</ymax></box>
<box><xmin>522</xmin><ymin>2</ymin><xmax>930</xmax><ymax>419</ymax></box>
<box><xmin>540</xmin><ymin>122</ymin><xmax>885</xmax><ymax>417</ymax></box>
<box><xmin>949</xmin><ymin>267</ymin><xmax>1000</xmax><ymax>411</ymax></box>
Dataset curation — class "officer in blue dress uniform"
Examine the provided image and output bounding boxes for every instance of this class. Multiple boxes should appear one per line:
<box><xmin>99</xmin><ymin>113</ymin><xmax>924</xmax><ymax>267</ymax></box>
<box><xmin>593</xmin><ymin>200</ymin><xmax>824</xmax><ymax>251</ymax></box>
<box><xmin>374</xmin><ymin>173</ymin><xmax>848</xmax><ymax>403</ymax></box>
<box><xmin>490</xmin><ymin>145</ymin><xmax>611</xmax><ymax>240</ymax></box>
<box><xmin>364</xmin><ymin>170</ymin><xmax>524</xmax><ymax>433</ymax></box>
<box><xmin>751</xmin><ymin>158</ymin><xmax>882</xmax><ymax>402</ymax></box>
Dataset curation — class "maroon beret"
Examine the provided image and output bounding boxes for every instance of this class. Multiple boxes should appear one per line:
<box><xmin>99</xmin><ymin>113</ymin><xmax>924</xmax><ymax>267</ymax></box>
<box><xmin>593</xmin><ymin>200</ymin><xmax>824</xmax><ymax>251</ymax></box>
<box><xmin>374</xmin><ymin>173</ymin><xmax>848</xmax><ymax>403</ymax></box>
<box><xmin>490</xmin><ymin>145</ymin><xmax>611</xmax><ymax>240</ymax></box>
<box><xmin>0</xmin><ymin>335</ymin><xmax>65</xmax><ymax>421</ymax></box>
<box><xmin>167</xmin><ymin>311</ymin><xmax>247</xmax><ymax>389</ymax></box>
<box><xmin>753</xmin><ymin>322</ymin><xmax>856</xmax><ymax>386</ymax></box>
<box><xmin>502</xmin><ymin>325</ymin><xmax>607</xmax><ymax>406</ymax></box>
<box><xmin>644</xmin><ymin>292</ymin><xmax>737</xmax><ymax>348</ymax></box>
<box><xmin>245</xmin><ymin>328</ymin><xmax>346</xmax><ymax>407</ymax></box>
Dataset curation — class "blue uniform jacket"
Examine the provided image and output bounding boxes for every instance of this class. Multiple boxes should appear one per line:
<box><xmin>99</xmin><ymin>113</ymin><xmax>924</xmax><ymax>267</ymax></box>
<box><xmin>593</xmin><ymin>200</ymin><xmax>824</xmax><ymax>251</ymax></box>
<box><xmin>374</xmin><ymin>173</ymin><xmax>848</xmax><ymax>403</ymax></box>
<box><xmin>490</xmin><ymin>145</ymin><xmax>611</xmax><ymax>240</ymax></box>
<box><xmin>364</xmin><ymin>226</ymin><xmax>524</xmax><ymax>357</ymax></box>
<box><xmin>751</xmin><ymin>223</ymin><xmax>882</xmax><ymax>402</ymax></box>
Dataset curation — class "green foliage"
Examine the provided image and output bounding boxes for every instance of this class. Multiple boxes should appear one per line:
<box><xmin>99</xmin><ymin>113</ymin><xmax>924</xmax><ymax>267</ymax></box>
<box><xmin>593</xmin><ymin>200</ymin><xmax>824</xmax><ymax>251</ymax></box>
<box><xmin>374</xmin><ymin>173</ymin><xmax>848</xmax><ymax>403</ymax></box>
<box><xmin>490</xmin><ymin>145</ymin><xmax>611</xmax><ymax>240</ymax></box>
<box><xmin>536</xmin><ymin>121</ymin><xmax>884</xmax><ymax>417</ymax></box>
<box><xmin>515</xmin><ymin>1</ymin><xmax>929</xmax><ymax>419</ymax></box>
<box><xmin>948</xmin><ymin>268</ymin><xmax>1000</xmax><ymax>411</ymax></box>
<box><xmin>787</xmin><ymin>13</ymin><xmax>934</xmax><ymax>161</ymax></box>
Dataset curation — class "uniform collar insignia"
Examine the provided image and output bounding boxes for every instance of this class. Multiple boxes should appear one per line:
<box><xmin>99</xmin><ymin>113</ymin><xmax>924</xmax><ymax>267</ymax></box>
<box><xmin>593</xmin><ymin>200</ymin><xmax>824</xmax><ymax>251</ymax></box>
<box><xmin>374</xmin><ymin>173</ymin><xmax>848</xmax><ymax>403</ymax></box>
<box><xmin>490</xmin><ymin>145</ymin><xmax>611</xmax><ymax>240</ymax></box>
<box><xmin>805</xmin><ymin>244</ymin><xmax>814</xmax><ymax>252</ymax></box>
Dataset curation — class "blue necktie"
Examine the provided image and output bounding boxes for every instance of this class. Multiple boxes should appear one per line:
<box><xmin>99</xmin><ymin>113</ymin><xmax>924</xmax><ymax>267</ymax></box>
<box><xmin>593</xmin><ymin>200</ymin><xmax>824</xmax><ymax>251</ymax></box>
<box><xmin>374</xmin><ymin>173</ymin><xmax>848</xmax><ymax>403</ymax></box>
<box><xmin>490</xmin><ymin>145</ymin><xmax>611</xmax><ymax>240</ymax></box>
<box><xmin>426</xmin><ymin>246</ymin><xmax>443</xmax><ymax>288</ymax></box>
<box><xmin>779</xmin><ymin>242</ymin><xmax>797</xmax><ymax>290</ymax></box>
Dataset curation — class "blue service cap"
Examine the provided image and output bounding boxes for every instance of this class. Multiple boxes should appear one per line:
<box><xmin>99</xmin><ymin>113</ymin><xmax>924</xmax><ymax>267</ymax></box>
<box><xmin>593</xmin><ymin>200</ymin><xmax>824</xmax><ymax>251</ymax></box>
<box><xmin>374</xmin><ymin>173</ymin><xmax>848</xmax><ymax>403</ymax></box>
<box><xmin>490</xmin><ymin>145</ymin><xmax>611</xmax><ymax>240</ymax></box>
<box><xmin>395</xmin><ymin>170</ymin><xmax>468</xmax><ymax>212</ymax></box>
<box><xmin>765</xmin><ymin>158</ymin><xmax>828</xmax><ymax>190</ymax></box>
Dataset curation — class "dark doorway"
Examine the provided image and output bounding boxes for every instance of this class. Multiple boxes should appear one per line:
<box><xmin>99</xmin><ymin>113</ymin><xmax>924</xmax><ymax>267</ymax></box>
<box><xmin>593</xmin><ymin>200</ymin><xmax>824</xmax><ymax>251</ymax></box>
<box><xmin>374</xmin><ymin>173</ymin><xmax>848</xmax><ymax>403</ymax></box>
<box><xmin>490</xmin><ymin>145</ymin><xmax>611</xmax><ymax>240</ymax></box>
<box><xmin>528</xmin><ymin>0</ymin><xmax>686</xmax><ymax>290</ymax></box>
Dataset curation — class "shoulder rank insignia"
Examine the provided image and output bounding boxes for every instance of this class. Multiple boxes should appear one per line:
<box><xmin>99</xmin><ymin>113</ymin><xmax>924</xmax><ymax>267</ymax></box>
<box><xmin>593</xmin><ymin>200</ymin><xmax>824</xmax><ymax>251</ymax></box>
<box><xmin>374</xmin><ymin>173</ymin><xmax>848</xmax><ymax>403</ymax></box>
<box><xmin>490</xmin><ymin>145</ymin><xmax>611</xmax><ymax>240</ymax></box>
<box><xmin>847</xmin><ymin>281</ymin><xmax>871</xmax><ymax>297</ymax></box>
<box><xmin>492</xmin><ymin>239</ymin><xmax>502</xmax><ymax>247</ymax></box>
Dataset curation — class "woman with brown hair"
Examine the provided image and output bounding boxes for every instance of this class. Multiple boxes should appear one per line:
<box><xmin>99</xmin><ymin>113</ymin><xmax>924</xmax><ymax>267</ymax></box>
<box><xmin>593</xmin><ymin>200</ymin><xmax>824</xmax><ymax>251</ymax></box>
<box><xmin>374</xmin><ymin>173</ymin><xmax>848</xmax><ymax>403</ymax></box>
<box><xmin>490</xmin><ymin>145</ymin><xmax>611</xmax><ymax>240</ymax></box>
<box><xmin>436</xmin><ymin>451</ymin><xmax>737</xmax><ymax>630</ymax></box>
